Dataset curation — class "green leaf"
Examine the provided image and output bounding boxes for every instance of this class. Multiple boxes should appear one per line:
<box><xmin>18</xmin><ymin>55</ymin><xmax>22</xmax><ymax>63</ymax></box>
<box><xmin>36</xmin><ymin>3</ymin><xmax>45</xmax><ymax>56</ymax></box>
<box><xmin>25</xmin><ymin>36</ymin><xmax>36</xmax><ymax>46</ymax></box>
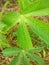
<box><xmin>22</xmin><ymin>54</ymin><xmax>30</xmax><ymax>65</ymax></box>
<box><xmin>2</xmin><ymin>47</ymin><xmax>21</xmax><ymax>57</ymax></box>
<box><xmin>26</xmin><ymin>17</ymin><xmax>49</xmax><ymax>45</ymax></box>
<box><xmin>2</xmin><ymin>12</ymin><xmax>20</xmax><ymax>32</ymax></box>
<box><xmin>18</xmin><ymin>0</ymin><xmax>32</xmax><ymax>12</ymax></box>
<box><xmin>9</xmin><ymin>54</ymin><xmax>21</xmax><ymax>65</ymax></box>
<box><xmin>28</xmin><ymin>47</ymin><xmax>43</xmax><ymax>53</ymax></box>
<box><xmin>22</xmin><ymin>0</ymin><xmax>49</xmax><ymax>16</ymax></box>
<box><xmin>27</xmin><ymin>52</ymin><xmax>44</xmax><ymax>65</ymax></box>
<box><xmin>17</xmin><ymin>20</ymin><xmax>33</xmax><ymax>50</ymax></box>
<box><xmin>25</xmin><ymin>8</ymin><xmax>49</xmax><ymax>16</ymax></box>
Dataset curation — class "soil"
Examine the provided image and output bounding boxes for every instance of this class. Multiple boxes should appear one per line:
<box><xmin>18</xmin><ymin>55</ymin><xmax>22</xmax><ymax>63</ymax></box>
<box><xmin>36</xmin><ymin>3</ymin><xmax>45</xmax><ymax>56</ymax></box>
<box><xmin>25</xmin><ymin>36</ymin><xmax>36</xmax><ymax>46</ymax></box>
<box><xmin>0</xmin><ymin>0</ymin><xmax>49</xmax><ymax>65</ymax></box>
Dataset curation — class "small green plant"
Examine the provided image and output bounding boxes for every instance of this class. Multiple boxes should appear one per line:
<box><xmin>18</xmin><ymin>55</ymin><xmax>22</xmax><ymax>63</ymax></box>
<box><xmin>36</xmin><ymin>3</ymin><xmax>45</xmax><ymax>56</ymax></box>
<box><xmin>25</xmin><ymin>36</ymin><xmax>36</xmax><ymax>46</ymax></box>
<box><xmin>0</xmin><ymin>0</ymin><xmax>49</xmax><ymax>65</ymax></box>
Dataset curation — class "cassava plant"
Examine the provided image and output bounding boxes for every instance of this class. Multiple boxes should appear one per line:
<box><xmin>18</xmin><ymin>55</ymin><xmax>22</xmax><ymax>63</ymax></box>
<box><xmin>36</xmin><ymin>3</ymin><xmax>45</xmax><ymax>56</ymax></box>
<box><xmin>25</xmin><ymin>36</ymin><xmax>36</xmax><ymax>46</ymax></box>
<box><xmin>0</xmin><ymin>0</ymin><xmax>49</xmax><ymax>65</ymax></box>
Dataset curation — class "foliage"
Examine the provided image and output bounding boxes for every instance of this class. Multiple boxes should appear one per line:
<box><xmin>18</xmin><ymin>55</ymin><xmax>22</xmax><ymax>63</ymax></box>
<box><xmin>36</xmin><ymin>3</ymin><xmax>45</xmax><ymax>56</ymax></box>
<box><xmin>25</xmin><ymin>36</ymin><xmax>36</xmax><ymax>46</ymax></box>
<box><xmin>2</xmin><ymin>47</ymin><xmax>44</xmax><ymax>65</ymax></box>
<box><xmin>0</xmin><ymin>0</ymin><xmax>49</xmax><ymax>65</ymax></box>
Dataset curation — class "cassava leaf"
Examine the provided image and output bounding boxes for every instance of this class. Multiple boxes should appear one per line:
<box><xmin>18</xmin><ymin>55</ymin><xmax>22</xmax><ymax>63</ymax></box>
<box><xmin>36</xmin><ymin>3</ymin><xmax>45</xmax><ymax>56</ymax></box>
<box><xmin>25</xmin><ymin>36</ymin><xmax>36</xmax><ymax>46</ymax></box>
<box><xmin>18</xmin><ymin>0</ymin><xmax>32</xmax><ymax>12</ymax></box>
<box><xmin>2</xmin><ymin>12</ymin><xmax>20</xmax><ymax>32</ymax></box>
<box><xmin>9</xmin><ymin>54</ymin><xmax>21</xmax><ymax>65</ymax></box>
<box><xmin>21</xmin><ymin>0</ymin><xmax>49</xmax><ymax>16</ymax></box>
<box><xmin>17</xmin><ymin>20</ymin><xmax>33</xmax><ymax>50</ymax></box>
<box><xmin>2</xmin><ymin>47</ymin><xmax>21</xmax><ymax>56</ymax></box>
<box><xmin>27</xmin><ymin>52</ymin><xmax>44</xmax><ymax>65</ymax></box>
<box><xmin>28</xmin><ymin>47</ymin><xmax>43</xmax><ymax>53</ymax></box>
<box><xmin>25</xmin><ymin>8</ymin><xmax>49</xmax><ymax>16</ymax></box>
<box><xmin>26</xmin><ymin>17</ymin><xmax>49</xmax><ymax>45</ymax></box>
<box><xmin>22</xmin><ymin>54</ymin><xmax>30</xmax><ymax>65</ymax></box>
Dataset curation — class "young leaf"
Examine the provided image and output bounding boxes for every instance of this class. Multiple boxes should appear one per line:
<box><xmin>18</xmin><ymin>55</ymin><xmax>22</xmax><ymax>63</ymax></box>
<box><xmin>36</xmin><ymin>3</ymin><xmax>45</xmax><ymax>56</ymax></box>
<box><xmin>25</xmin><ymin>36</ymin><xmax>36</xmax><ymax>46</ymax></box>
<box><xmin>21</xmin><ymin>0</ymin><xmax>49</xmax><ymax>16</ymax></box>
<box><xmin>9</xmin><ymin>54</ymin><xmax>21</xmax><ymax>65</ymax></box>
<box><xmin>18</xmin><ymin>0</ymin><xmax>32</xmax><ymax>12</ymax></box>
<box><xmin>2</xmin><ymin>12</ymin><xmax>20</xmax><ymax>32</ymax></box>
<box><xmin>27</xmin><ymin>52</ymin><xmax>44</xmax><ymax>65</ymax></box>
<box><xmin>17</xmin><ymin>20</ymin><xmax>33</xmax><ymax>50</ymax></box>
<box><xmin>2</xmin><ymin>47</ymin><xmax>21</xmax><ymax>57</ymax></box>
<box><xmin>22</xmin><ymin>54</ymin><xmax>30</xmax><ymax>65</ymax></box>
<box><xmin>28</xmin><ymin>47</ymin><xmax>43</xmax><ymax>53</ymax></box>
<box><xmin>25</xmin><ymin>8</ymin><xmax>49</xmax><ymax>16</ymax></box>
<box><xmin>26</xmin><ymin>17</ymin><xmax>49</xmax><ymax>45</ymax></box>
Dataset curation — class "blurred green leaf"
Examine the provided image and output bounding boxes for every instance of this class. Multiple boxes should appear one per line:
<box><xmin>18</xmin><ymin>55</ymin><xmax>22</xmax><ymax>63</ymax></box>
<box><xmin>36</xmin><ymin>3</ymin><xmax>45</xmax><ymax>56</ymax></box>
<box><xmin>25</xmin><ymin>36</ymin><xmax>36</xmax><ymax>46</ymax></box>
<box><xmin>9</xmin><ymin>54</ymin><xmax>21</xmax><ymax>65</ymax></box>
<box><xmin>26</xmin><ymin>17</ymin><xmax>49</xmax><ymax>45</ymax></box>
<box><xmin>25</xmin><ymin>8</ymin><xmax>49</xmax><ymax>16</ymax></box>
<box><xmin>21</xmin><ymin>0</ymin><xmax>49</xmax><ymax>16</ymax></box>
<box><xmin>18</xmin><ymin>0</ymin><xmax>32</xmax><ymax>12</ymax></box>
<box><xmin>28</xmin><ymin>47</ymin><xmax>43</xmax><ymax>53</ymax></box>
<box><xmin>17</xmin><ymin>20</ymin><xmax>33</xmax><ymax>50</ymax></box>
<box><xmin>27</xmin><ymin>52</ymin><xmax>44</xmax><ymax>65</ymax></box>
<box><xmin>2</xmin><ymin>12</ymin><xmax>20</xmax><ymax>32</ymax></box>
<box><xmin>2</xmin><ymin>47</ymin><xmax>21</xmax><ymax>56</ymax></box>
<box><xmin>22</xmin><ymin>54</ymin><xmax>30</xmax><ymax>65</ymax></box>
